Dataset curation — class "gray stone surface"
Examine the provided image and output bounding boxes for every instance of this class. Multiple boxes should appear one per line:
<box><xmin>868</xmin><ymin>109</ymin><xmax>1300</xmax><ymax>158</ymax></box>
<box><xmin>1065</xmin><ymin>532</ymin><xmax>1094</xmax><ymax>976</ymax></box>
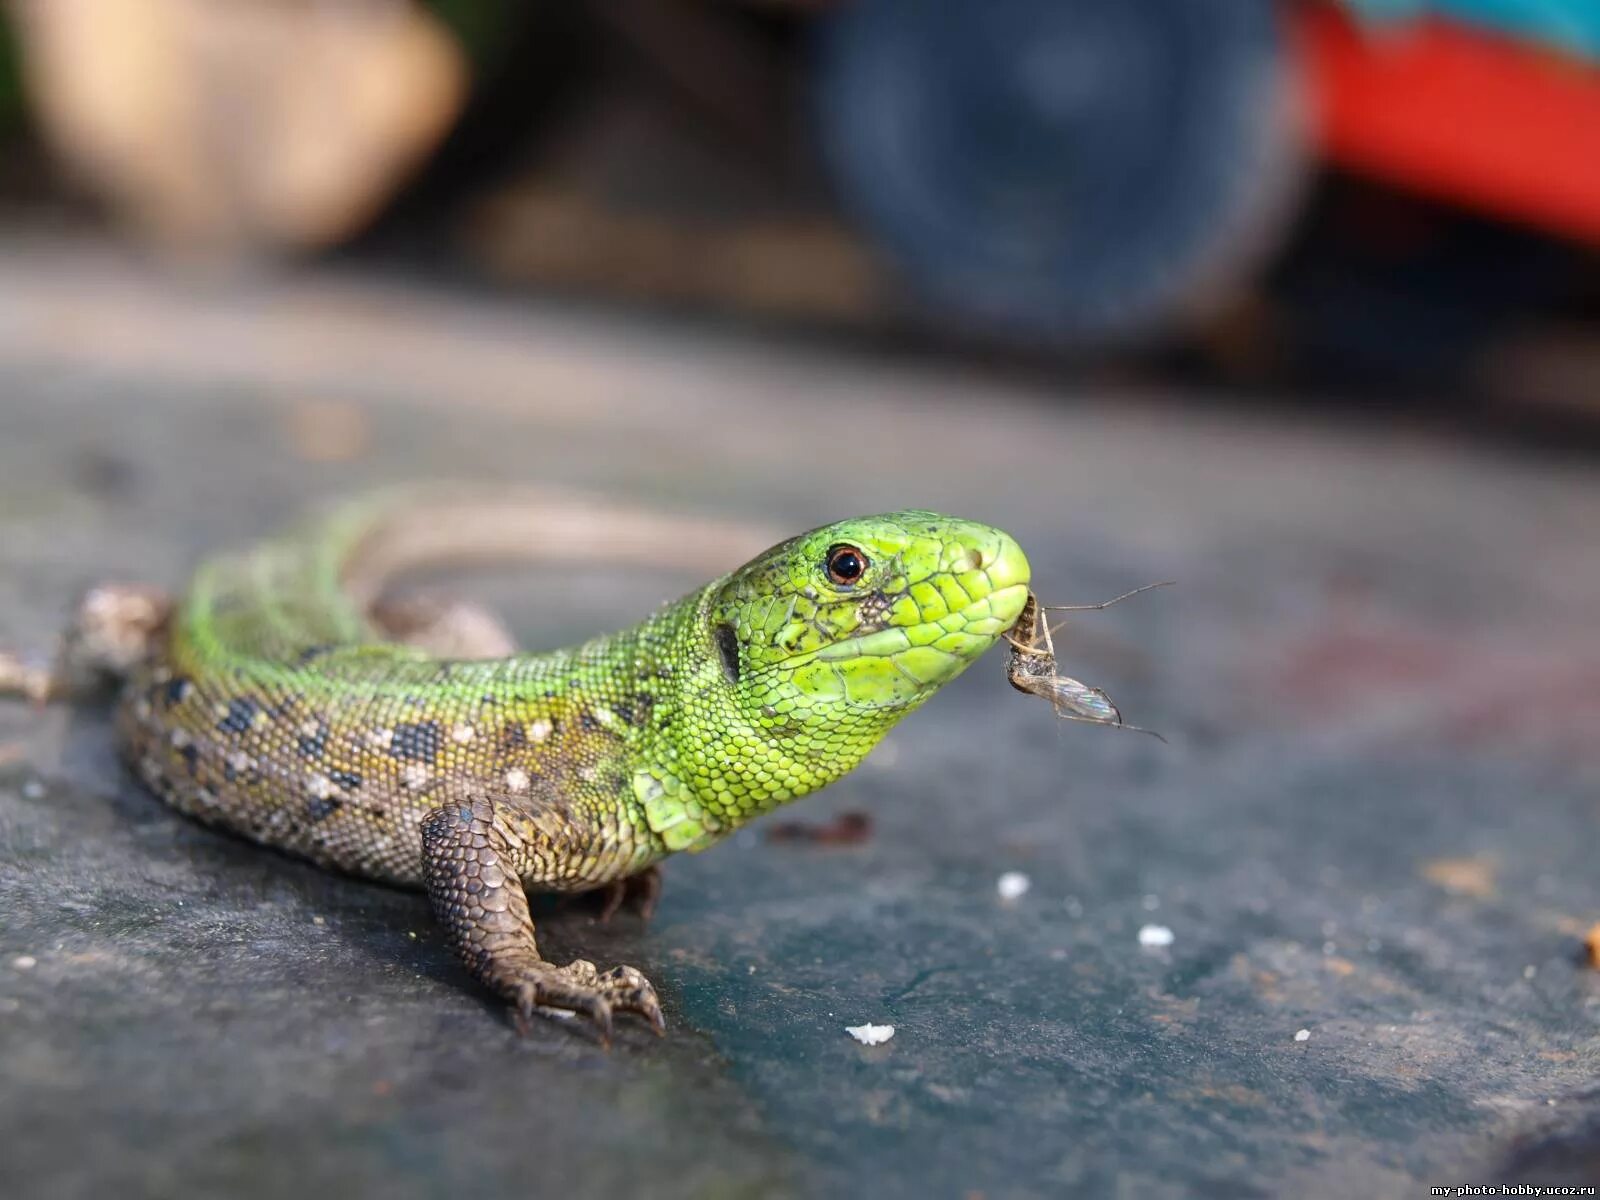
<box><xmin>1</xmin><ymin>240</ymin><xmax>1598</xmax><ymax>1199</ymax></box>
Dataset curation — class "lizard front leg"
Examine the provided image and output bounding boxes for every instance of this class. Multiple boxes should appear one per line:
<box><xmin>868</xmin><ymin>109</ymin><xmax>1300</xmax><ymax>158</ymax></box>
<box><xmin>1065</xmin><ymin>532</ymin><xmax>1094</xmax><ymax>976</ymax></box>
<box><xmin>420</xmin><ymin>797</ymin><xmax>664</xmax><ymax>1043</ymax></box>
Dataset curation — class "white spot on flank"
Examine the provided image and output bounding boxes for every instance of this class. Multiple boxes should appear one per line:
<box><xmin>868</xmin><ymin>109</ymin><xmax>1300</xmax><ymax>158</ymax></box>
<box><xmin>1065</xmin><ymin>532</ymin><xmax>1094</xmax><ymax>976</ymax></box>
<box><xmin>169</xmin><ymin>728</ymin><xmax>191</xmax><ymax>749</ymax></box>
<box><xmin>1293</xmin><ymin>1029</ymin><xmax>1311</xmax><ymax>1042</ymax></box>
<box><xmin>527</xmin><ymin>719</ymin><xmax>553</xmax><ymax>744</ymax></box>
<box><xmin>1138</xmin><ymin>924</ymin><xmax>1175</xmax><ymax>948</ymax></box>
<box><xmin>997</xmin><ymin>872</ymin><xmax>1031</xmax><ymax>901</ymax></box>
<box><xmin>227</xmin><ymin>751</ymin><xmax>253</xmax><ymax>774</ymax></box>
<box><xmin>366</xmin><ymin>728</ymin><xmax>394</xmax><ymax>750</ymax></box>
<box><xmin>401</xmin><ymin>763</ymin><xmax>430</xmax><ymax>790</ymax></box>
<box><xmin>299</xmin><ymin>719</ymin><xmax>322</xmax><ymax>739</ymax></box>
<box><xmin>845</xmin><ymin>1023</ymin><xmax>895</xmax><ymax>1046</ymax></box>
<box><xmin>306</xmin><ymin>774</ymin><xmax>333</xmax><ymax>800</ymax></box>
<box><xmin>578</xmin><ymin>765</ymin><xmax>598</xmax><ymax>784</ymax></box>
<box><xmin>451</xmin><ymin>723</ymin><xmax>476</xmax><ymax>745</ymax></box>
<box><xmin>504</xmin><ymin>769</ymin><xmax>530</xmax><ymax>794</ymax></box>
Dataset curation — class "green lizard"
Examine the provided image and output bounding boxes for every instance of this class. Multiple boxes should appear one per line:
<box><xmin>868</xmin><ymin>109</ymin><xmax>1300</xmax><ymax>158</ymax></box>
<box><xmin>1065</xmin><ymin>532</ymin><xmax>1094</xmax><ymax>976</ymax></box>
<box><xmin>1</xmin><ymin>490</ymin><xmax>1031</xmax><ymax>1041</ymax></box>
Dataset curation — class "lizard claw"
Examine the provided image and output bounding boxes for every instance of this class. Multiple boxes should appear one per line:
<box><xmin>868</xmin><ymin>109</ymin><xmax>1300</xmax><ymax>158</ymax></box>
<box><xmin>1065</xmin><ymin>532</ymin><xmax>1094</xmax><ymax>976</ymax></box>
<box><xmin>506</xmin><ymin>958</ymin><xmax>662</xmax><ymax>1043</ymax></box>
<box><xmin>586</xmin><ymin>866</ymin><xmax>664</xmax><ymax>925</ymax></box>
<box><xmin>598</xmin><ymin>964</ymin><xmax>665</xmax><ymax>1036</ymax></box>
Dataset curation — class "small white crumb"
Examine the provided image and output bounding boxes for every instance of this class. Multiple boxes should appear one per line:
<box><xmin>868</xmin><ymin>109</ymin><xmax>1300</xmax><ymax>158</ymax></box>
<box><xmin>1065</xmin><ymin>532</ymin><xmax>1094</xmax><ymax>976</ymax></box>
<box><xmin>1137</xmin><ymin>924</ymin><xmax>1174</xmax><ymax>948</ymax></box>
<box><xmin>845</xmin><ymin>1023</ymin><xmax>895</xmax><ymax>1046</ymax></box>
<box><xmin>312</xmin><ymin>916</ymin><xmax>325</xmax><ymax>926</ymax></box>
<box><xmin>21</xmin><ymin>780</ymin><xmax>44</xmax><ymax>801</ymax></box>
<box><xmin>997</xmin><ymin>871</ymin><xmax>1031</xmax><ymax>901</ymax></box>
<box><xmin>1293</xmin><ymin>1028</ymin><xmax>1311</xmax><ymax>1042</ymax></box>
<box><xmin>12</xmin><ymin>955</ymin><xmax>37</xmax><ymax>970</ymax></box>
<box><xmin>1523</xmin><ymin>964</ymin><xmax>1537</xmax><ymax>979</ymax></box>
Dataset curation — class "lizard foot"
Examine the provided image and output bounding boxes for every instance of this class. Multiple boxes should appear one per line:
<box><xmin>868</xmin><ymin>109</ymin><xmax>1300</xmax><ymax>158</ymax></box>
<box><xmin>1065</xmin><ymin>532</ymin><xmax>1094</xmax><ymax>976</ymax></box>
<box><xmin>1</xmin><ymin>582</ymin><xmax>171</xmax><ymax>703</ymax></box>
<box><xmin>589</xmin><ymin>865</ymin><xmax>664</xmax><ymax>924</ymax></box>
<box><xmin>508</xmin><ymin>958</ymin><xmax>665</xmax><ymax>1043</ymax></box>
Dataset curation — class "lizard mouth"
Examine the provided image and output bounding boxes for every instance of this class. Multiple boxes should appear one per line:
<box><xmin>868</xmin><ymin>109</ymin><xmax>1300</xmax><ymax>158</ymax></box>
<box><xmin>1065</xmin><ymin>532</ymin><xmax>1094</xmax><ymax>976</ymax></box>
<box><xmin>812</xmin><ymin>581</ymin><xmax>1032</xmax><ymax>675</ymax></box>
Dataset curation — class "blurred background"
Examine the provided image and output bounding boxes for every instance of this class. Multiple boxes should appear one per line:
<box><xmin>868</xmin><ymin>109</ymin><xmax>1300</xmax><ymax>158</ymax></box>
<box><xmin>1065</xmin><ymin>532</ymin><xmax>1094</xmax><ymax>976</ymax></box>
<box><xmin>1</xmin><ymin>3</ymin><xmax>1599</xmax><ymax>1198</ymax></box>
<box><xmin>0</xmin><ymin>0</ymin><xmax>1595</xmax><ymax>409</ymax></box>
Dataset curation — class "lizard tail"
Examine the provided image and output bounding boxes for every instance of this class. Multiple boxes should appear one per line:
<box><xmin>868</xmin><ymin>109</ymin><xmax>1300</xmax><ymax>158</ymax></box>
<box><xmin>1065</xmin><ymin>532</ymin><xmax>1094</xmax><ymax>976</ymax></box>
<box><xmin>176</xmin><ymin>485</ymin><xmax>782</xmax><ymax>668</ymax></box>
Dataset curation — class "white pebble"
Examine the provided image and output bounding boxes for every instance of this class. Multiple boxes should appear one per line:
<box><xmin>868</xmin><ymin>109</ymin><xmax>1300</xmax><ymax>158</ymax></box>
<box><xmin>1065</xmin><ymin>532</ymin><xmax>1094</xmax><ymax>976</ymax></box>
<box><xmin>21</xmin><ymin>780</ymin><xmax>44</xmax><ymax>801</ymax></box>
<box><xmin>845</xmin><ymin>1023</ymin><xmax>895</xmax><ymax>1046</ymax></box>
<box><xmin>12</xmin><ymin>955</ymin><xmax>37</xmax><ymax>970</ymax></box>
<box><xmin>1294</xmin><ymin>1028</ymin><xmax>1311</xmax><ymax>1042</ymax></box>
<box><xmin>996</xmin><ymin>871</ymin><xmax>1031</xmax><ymax>901</ymax></box>
<box><xmin>1137</xmin><ymin>924</ymin><xmax>1174</xmax><ymax>948</ymax></box>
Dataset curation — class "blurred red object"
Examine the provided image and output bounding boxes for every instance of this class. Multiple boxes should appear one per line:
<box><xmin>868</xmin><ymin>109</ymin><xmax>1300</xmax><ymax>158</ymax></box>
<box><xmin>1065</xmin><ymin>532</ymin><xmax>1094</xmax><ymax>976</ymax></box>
<box><xmin>1300</xmin><ymin>2</ymin><xmax>1600</xmax><ymax>243</ymax></box>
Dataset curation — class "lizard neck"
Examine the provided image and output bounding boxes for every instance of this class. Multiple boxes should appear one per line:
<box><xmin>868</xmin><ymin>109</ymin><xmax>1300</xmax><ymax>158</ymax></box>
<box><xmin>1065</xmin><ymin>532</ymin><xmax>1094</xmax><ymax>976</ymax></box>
<box><xmin>635</xmin><ymin>583</ymin><xmax>891</xmax><ymax>849</ymax></box>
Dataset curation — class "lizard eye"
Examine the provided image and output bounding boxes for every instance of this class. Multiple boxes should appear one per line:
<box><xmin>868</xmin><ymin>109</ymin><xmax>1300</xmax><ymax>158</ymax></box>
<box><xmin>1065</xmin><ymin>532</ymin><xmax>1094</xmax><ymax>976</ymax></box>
<box><xmin>825</xmin><ymin>544</ymin><xmax>868</xmax><ymax>586</ymax></box>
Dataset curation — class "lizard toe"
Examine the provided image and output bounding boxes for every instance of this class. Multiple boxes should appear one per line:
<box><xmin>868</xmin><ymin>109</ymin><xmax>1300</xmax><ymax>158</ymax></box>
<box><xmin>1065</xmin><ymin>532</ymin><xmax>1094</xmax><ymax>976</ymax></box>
<box><xmin>597</xmin><ymin>965</ymin><xmax>665</xmax><ymax>1035</ymax></box>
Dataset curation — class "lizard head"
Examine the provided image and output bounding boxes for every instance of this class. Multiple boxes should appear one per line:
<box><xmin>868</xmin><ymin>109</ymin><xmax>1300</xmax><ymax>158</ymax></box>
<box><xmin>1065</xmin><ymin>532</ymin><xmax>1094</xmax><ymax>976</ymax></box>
<box><xmin>704</xmin><ymin>511</ymin><xmax>1030</xmax><ymax>770</ymax></box>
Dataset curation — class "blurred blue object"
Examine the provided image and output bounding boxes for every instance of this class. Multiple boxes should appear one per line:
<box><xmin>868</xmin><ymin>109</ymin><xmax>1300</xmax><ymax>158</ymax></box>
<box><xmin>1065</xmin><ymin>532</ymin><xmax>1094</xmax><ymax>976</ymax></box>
<box><xmin>1342</xmin><ymin>0</ymin><xmax>1600</xmax><ymax>60</ymax></box>
<box><xmin>814</xmin><ymin>0</ymin><xmax>1301</xmax><ymax>346</ymax></box>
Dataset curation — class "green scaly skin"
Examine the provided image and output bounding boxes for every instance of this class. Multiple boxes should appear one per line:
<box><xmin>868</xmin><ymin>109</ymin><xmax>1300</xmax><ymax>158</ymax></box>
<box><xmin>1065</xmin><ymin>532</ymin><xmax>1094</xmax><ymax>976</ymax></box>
<box><xmin>101</xmin><ymin>498</ymin><xmax>1031</xmax><ymax>1038</ymax></box>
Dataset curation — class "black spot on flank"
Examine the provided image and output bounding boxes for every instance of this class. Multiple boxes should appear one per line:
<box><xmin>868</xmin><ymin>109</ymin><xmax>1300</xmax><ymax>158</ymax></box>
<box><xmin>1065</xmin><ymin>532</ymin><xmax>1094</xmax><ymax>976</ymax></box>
<box><xmin>391</xmin><ymin>721</ymin><xmax>441</xmax><ymax>763</ymax></box>
<box><xmin>580</xmin><ymin>713</ymin><xmax>599</xmax><ymax>732</ymax></box>
<box><xmin>162</xmin><ymin>677</ymin><xmax>191</xmax><ymax>707</ymax></box>
<box><xmin>223</xmin><ymin>762</ymin><xmax>238</xmax><ymax>783</ymax></box>
<box><xmin>330</xmin><ymin>770</ymin><xmax>363</xmax><ymax>791</ymax></box>
<box><xmin>298</xmin><ymin>729</ymin><xmax>327</xmax><ymax>759</ymax></box>
<box><xmin>179</xmin><ymin>743</ymin><xmax>200</xmax><ymax>776</ymax></box>
<box><xmin>714</xmin><ymin>622</ymin><xmax>740</xmax><ymax>684</ymax></box>
<box><xmin>306</xmin><ymin>797</ymin><xmax>342</xmax><ymax>822</ymax></box>
<box><xmin>499</xmin><ymin>723</ymin><xmax>526</xmax><ymax>750</ymax></box>
<box><xmin>217</xmin><ymin>698</ymin><xmax>258</xmax><ymax>735</ymax></box>
<box><xmin>297</xmin><ymin>645</ymin><xmax>333</xmax><ymax>664</ymax></box>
